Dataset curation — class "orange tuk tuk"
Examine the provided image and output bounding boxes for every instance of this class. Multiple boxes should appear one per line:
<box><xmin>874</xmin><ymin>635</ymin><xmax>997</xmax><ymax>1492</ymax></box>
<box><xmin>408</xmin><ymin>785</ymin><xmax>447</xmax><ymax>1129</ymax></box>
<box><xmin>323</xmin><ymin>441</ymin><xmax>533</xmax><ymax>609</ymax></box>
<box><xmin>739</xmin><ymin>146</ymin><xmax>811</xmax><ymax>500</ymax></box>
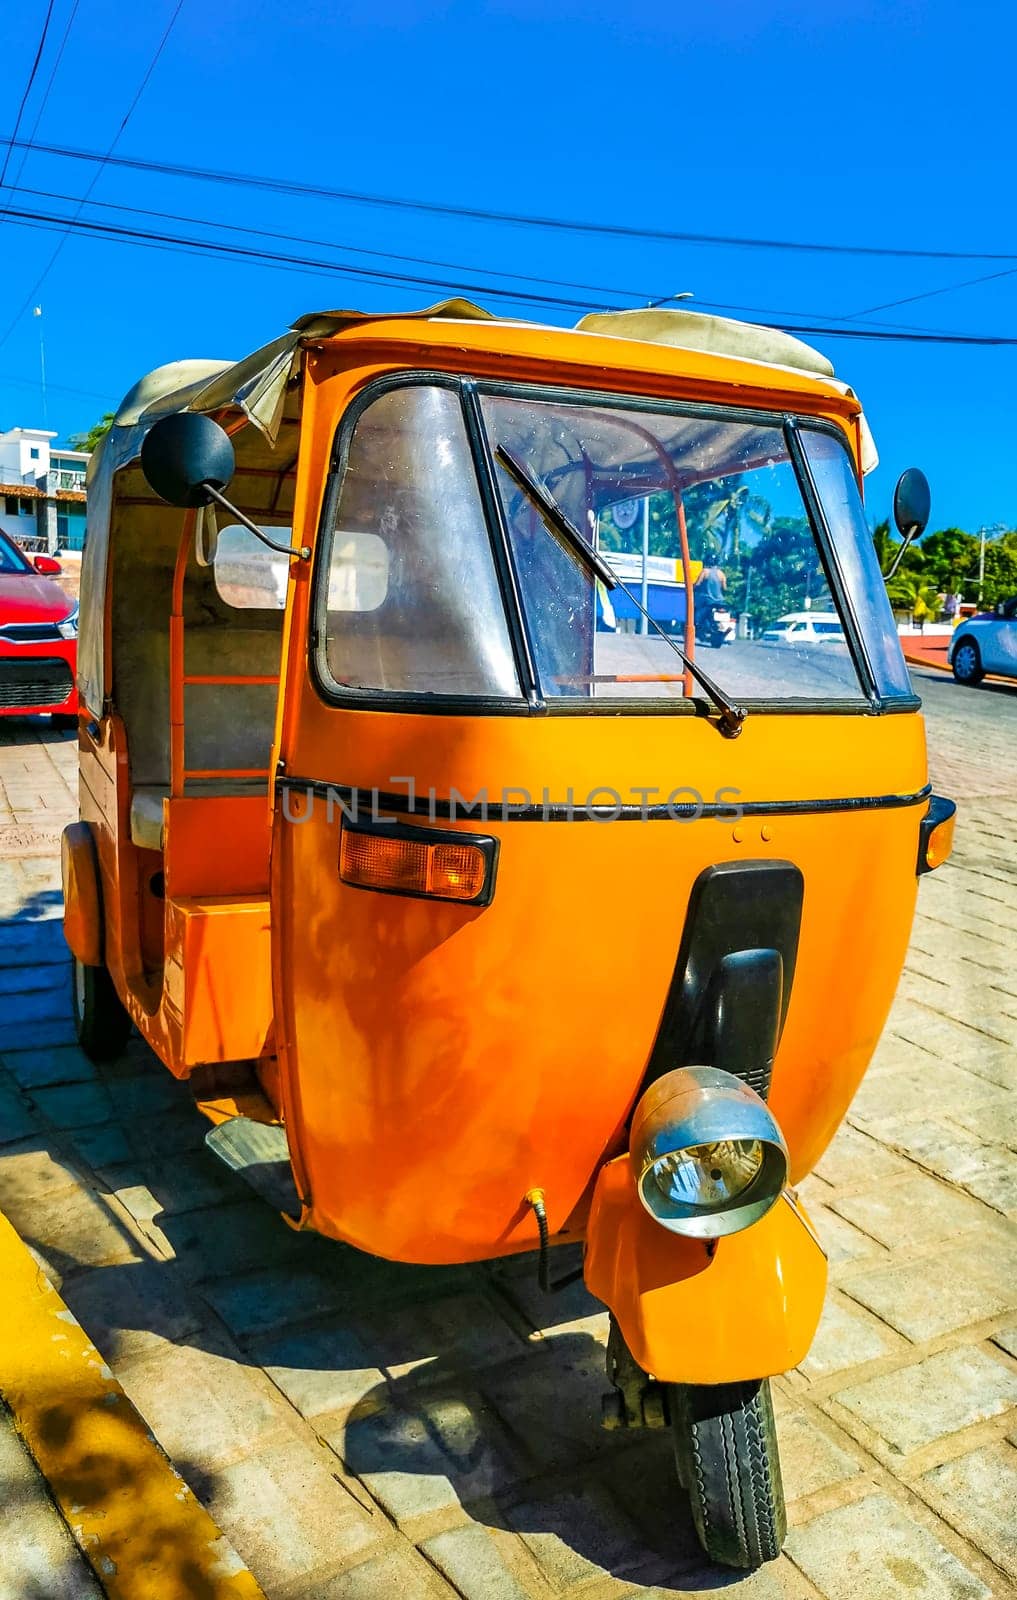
<box><xmin>62</xmin><ymin>301</ymin><xmax>954</xmax><ymax>1566</ymax></box>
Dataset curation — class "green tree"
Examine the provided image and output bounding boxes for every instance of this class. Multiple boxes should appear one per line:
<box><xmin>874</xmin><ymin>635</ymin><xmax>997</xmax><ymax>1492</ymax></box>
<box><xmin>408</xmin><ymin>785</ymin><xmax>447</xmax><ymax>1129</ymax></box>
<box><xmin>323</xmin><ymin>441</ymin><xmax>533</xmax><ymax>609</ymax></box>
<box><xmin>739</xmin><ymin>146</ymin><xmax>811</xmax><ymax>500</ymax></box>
<box><xmin>68</xmin><ymin>412</ymin><xmax>115</xmax><ymax>453</ymax></box>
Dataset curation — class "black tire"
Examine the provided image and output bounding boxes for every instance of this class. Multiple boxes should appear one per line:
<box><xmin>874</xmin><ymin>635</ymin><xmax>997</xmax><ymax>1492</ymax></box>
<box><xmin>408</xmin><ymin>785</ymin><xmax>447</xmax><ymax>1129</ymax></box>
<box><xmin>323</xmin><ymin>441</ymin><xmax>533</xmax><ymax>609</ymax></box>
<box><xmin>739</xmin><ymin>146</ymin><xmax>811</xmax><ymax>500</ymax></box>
<box><xmin>951</xmin><ymin>636</ymin><xmax>983</xmax><ymax>685</ymax></box>
<box><xmin>669</xmin><ymin>1378</ymin><xmax>786</xmax><ymax>1569</ymax></box>
<box><xmin>71</xmin><ymin>955</ymin><xmax>132</xmax><ymax>1061</ymax></box>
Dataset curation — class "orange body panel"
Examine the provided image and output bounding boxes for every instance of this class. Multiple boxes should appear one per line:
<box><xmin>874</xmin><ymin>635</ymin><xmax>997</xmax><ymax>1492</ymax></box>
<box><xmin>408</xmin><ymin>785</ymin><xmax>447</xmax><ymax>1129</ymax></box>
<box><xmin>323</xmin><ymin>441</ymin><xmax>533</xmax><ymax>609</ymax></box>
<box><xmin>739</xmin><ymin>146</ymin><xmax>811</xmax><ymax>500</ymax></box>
<box><xmin>163</xmin><ymin>895</ymin><xmax>272</xmax><ymax>1067</ymax></box>
<box><xmin>584</xmin><ymin>1158</ymin><xmax>827</xmax><ymax>1382</ymax></box>
<box><xmin>272</xmin><ymin>705</ymin><xmax>926</xmax><ymax>1262</ymax></box>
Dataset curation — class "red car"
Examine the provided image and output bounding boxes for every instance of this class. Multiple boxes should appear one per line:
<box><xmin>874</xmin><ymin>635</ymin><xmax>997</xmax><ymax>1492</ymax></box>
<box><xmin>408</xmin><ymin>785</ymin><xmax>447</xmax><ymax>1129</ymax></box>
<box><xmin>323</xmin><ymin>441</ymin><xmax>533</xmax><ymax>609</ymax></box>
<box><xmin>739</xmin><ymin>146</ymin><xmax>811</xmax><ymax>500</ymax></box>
<box><xmin>0</xmin><ymin>529</ymin><xmax>78</xmax><ymax>719</ymax></box>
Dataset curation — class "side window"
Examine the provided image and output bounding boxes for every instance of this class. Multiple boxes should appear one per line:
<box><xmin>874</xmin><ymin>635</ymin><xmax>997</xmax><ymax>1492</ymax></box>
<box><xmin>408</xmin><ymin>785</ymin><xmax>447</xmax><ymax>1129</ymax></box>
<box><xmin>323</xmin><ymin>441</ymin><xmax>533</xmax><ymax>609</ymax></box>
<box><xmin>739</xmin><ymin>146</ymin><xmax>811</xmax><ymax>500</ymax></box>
<box><xmin>213</xmin><ymin>523</ymin><xmax>290</xmax><ymax>611</ymax></box>
<box><xmin>318</xmin><ymin>385</ymin><xmax>520</xmax><ymax>700</ymax></box>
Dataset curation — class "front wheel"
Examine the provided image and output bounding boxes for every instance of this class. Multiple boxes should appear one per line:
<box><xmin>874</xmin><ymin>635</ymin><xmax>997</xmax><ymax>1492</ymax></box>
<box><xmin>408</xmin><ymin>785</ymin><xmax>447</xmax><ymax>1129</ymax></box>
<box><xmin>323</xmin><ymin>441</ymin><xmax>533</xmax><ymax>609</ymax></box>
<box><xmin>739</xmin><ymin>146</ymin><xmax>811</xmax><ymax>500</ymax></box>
<box><xmin>669</xmin><ymin>1378</ymin><xmax>786</xmax><ymax>1569</ymax></box>
<box><xmin>71</xmin><ymin>955</ymin><xmax>132</xmax><ymax>1061</ymax></box>
<box><xmin>951</xmin><ymin>637</ymin><xmax>983</xmax><ymax>685</ymax></box>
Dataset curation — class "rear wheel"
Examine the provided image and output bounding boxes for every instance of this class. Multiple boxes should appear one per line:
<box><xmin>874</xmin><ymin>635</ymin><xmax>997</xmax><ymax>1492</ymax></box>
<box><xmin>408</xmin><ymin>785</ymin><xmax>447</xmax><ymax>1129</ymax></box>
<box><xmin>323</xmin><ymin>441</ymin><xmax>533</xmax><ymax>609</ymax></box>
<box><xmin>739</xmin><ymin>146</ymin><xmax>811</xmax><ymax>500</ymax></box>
<box><xmin>952</xmin><ymin>637</ymin><xmax>983</xmax><ymax>685</ymax></box>
<box><xmin>71</xmin><ymin>955</ymin><xmax>132</xmax><ymax>1061</ymax></box>
<box><xmin>669</xmin><ymin>1378</ymin><xmax>786</xmax><ymax>1569</ymax></box>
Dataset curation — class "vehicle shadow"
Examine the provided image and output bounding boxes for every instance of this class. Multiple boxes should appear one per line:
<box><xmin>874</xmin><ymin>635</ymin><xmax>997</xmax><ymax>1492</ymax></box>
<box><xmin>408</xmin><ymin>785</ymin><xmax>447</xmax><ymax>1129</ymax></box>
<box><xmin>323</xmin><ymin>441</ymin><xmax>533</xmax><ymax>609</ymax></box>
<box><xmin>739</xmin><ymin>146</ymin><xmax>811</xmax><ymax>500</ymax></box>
<box><xmin>0</xmin><ymin>880</ymin><xmax>743</xmax><ymax>1594</ymax></box>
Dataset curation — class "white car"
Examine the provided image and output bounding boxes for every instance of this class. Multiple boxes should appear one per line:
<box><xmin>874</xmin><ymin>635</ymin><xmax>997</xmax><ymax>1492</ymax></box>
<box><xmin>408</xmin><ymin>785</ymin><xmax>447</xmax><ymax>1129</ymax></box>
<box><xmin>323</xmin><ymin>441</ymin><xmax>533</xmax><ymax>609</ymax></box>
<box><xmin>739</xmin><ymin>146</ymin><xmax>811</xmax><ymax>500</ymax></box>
<box><xmin>948</xmin><ymin>597</ymin><xmax>1017</xmax><ymax>684</ymax></box>
<box><xmin>759</xmin><ymin>611</ymin><xmax>846</xmax><ymax>645</ymax></box>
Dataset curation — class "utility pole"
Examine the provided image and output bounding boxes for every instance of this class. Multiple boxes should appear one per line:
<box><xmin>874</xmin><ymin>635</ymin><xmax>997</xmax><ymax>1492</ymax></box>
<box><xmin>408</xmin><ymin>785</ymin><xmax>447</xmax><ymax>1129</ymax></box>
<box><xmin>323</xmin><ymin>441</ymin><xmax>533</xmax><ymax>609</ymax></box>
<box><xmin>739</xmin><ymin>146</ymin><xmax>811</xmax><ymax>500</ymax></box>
<box><xmin>976</xmin><ymin>523</ymin><xmax>1006</xmax><ymax>608</ymax></box>
<box><xmin>33</xmin><ymin>306</ymin><xmax>47</xmax><ymax>428</ymax></box>
<box><xmin>639</xmin><ymin>498</ymin><xmax>650</xmax><ymax>636</ymax></box>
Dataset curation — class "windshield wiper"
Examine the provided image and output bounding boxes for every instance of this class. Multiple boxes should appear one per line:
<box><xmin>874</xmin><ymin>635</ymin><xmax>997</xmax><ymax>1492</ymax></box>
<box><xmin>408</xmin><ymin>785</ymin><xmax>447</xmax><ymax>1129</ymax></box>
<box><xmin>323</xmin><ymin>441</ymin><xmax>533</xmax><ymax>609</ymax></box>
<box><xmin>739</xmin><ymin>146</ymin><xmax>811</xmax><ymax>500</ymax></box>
<box><xmin>494</xmin><ymin>445</ymin><xmax>747</xmax><ymax>738</ymax></box>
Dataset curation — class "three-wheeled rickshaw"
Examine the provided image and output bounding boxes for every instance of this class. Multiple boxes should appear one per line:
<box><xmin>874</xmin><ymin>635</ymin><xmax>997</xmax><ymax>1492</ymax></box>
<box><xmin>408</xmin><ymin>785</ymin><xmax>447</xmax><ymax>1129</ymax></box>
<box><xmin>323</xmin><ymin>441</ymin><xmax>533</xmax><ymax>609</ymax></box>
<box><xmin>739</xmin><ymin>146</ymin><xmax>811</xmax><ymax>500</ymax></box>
<box><xmin>62</xmin><ymin>301</ymin><xmax>954</xmax><ymax>1567</ymax></box>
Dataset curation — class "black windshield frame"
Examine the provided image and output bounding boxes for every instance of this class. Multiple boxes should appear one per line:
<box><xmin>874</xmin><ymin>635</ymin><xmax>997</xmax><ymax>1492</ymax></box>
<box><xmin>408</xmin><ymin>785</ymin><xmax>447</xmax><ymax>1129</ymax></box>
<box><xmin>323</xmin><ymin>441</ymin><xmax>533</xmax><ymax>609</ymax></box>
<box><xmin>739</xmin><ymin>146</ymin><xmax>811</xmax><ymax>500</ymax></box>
<box><xmin>311</xmin><ymin>370</ymin><xmax>920</xmax><ymax>718</ymax></box>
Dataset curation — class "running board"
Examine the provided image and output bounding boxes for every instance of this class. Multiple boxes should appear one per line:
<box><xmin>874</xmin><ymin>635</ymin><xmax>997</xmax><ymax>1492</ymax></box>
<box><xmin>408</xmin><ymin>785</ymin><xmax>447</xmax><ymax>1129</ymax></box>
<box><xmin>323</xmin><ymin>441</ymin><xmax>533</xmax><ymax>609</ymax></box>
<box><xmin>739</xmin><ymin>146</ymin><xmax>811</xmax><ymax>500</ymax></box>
<box><xmin>204</xmin><ymin>1116</ymin><xmax>302</xmax><ymax>1219</ymax></box>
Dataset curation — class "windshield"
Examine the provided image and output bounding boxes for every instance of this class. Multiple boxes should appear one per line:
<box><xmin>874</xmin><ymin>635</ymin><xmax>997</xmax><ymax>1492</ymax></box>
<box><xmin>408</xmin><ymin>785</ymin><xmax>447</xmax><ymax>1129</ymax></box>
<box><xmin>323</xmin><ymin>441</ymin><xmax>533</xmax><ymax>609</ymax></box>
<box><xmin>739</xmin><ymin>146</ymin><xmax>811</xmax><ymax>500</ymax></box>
<box><xmin>481</xmin><ymin>393</ymin><xmax>897</xmax><ymax>704</ymax></box>
<box><xmin>317</xmin><ymin>381</ymin><xmax>913</xmax><ymax>711</ymax></box>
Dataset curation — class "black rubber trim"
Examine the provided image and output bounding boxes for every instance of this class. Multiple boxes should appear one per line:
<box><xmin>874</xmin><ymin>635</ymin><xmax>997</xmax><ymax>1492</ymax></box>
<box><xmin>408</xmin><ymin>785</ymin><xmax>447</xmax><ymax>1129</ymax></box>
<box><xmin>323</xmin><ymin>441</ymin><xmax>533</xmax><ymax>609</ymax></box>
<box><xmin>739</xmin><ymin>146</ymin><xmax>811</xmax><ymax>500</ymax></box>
<box><xmin>280</xmin><ymin>776</ymin><xmax>932</xmax><ymax>823</ymax></box>
<box><xmin>917</xmin><ymin>793</ymin><xmax>957</xmax><ymax>874</ymax></box>
<box><xmin>640</xmin><ymin>860</ymin><xmax>804</xmax><ymax>1099</ymax></box>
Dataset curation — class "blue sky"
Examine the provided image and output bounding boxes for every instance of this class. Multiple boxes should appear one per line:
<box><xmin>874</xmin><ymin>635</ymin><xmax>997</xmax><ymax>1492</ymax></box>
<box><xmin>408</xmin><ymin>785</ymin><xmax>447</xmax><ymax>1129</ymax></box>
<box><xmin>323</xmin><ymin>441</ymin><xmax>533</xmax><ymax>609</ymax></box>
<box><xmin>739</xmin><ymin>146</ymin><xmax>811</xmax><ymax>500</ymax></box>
<box><xmin>1</xmin><ymin>0</ymin><xmax>1014</xmax><ymax>533</ymax></box>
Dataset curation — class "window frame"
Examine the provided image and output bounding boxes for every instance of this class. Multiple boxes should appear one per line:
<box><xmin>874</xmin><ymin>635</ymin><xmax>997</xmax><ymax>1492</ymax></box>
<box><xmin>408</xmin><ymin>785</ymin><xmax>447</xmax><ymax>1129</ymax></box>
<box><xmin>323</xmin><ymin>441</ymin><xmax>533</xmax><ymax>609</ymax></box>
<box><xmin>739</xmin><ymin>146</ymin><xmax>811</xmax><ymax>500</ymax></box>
<box><xmin>310</xmin><ymin>371</ymin><xmax>920</xmax><ymax>718</ymax></box>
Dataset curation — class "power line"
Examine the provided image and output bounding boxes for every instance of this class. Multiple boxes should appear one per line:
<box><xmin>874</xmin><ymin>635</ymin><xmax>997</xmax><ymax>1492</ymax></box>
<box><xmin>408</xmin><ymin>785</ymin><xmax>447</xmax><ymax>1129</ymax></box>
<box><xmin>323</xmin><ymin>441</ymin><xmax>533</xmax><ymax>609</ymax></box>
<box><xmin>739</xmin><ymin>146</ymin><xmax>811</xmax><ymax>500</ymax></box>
<box><xmin>6</xmin><ymin>201</ymin><xmax>1017</xmax><ymax>346</ymax></box>
<box><xmin>6</xmin><ymin>133</ymin><xmax>1017</xmax><ymax>263</ymax></box>
<box><xmin>8</xmin><ymin>184</ymin><xmax>993</xmax><ymax>340</ymax></box>
<box><xmin>0</xmin><ymin>0</ymin><xmax>186</xmax><ymax>353</ymax></box>
<box><xmin>843</xmin><ymin>265</ymin><xmax>1017</xmax><ymax>320</ymax></box>
<box><xmin>0</xmin><ymin>0</ymin><xmax>58</xmax><ymax>195</ymax></box>
<box><xmin>2</xmin><ymin>0</ymin><xmax>82</xmax><ymax>203</ymax></box>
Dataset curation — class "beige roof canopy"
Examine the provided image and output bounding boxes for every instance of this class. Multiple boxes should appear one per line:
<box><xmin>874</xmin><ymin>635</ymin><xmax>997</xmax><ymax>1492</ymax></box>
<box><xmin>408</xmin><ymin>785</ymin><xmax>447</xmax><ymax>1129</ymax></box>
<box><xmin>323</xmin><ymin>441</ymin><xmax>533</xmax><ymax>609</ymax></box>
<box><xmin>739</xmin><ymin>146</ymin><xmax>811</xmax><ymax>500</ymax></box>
<box><xmin>78</xmin><ymin>298</ymin><xmax>874</xmax><ymax>714</ymax></box>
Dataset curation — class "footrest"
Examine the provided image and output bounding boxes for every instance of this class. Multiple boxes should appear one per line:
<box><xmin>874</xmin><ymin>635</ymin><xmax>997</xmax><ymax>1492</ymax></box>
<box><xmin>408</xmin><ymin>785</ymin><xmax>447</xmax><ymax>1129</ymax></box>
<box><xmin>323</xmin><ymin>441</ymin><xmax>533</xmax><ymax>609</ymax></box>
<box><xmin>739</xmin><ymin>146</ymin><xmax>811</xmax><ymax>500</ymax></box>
<box><xmin>205</xmin><ymin>1116</ymin><xmax>301</xmax><ymax>1219</ymax></box>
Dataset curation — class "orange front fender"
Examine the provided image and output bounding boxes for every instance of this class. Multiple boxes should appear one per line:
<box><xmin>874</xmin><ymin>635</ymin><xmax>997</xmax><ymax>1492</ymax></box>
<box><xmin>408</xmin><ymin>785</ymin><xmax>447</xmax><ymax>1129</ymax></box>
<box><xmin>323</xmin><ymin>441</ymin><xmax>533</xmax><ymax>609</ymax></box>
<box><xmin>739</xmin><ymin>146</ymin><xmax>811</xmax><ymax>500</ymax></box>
<box><xmin>584</xmin><ymin>1156</ymin><xmax>827</xmax><ymax>1384</ymax></box>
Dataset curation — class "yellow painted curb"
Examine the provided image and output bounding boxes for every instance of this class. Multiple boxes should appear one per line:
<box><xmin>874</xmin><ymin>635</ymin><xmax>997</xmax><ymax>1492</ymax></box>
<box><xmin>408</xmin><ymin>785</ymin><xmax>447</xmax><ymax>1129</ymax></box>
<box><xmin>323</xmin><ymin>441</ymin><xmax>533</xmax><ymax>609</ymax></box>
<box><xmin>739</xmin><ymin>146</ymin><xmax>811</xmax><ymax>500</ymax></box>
<box><xmin>0</xmin><ymin>1211</ymin><xmax>266</xmax><ymax>1600</ymax></box>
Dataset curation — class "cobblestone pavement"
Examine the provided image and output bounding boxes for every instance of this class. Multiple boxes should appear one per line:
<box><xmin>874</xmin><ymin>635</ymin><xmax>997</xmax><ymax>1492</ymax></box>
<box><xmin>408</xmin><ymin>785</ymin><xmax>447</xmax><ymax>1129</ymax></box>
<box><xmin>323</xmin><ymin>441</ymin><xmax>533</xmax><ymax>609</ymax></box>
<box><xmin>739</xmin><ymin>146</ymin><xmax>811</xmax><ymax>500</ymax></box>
<box><xmin>0</xmin><ymin>671</ymin><xmax>1014</xmax><ymax>1599</ymax></box>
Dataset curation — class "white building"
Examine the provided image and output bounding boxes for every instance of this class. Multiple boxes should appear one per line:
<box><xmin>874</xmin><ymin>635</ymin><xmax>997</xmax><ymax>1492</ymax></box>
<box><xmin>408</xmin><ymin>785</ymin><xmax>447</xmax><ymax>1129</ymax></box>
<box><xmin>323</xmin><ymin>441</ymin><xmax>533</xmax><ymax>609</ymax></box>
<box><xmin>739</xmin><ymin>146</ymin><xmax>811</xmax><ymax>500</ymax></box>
<box><xmin>0</xmin><ymin>426</ymin><xmax>88</xmax><ymax>552</ymax></box>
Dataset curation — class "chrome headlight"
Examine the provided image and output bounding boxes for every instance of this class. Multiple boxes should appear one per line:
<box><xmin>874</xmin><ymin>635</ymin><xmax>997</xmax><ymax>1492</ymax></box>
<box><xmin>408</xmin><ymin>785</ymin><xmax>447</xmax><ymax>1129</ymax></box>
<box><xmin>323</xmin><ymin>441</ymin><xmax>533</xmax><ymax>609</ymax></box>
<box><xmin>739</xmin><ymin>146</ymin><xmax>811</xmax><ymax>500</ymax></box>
<box><xmin>57</xmin><ymin>604</ymin><xmax>78</xmax><ymax>640</ymax></box>
<box><xmin>630</xmin><ymin>1065</ymin><xmax>788</xmax><ymax>1239</ymax></box>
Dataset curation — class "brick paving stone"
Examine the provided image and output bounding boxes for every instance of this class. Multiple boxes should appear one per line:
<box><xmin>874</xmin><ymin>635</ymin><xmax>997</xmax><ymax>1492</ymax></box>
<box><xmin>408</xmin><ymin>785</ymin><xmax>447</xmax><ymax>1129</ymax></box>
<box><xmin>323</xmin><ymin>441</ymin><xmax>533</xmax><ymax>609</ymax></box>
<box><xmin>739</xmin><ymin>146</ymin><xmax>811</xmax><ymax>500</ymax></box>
<box><xmin>806</xmin><ymin>1201</ymin><xmax>888</xmax><ymax>1267</ymax></box>
<box><xmin>356</xmin><ymin>1289</ymin><xmax>529</xmax><ymax>1386</ymax></box>
<box><xmin>785</xmin><ymin>1493</ymin><xmax>991</xmax><ymax>1600</ymax></box>
<box><xmin>145</xmin><ymin>1197</ymin><xmax>308</xmax><ymax>1280</ymax></box>
<box><xmin>0</xmin><ymin>957</ymin><xmax>68</xmax><ymax>995</ymax></box>
<box><xmin>830</xmin><ymin>1171</ymin><xmax>989</xmax><ymax>1250</ymax></box>
<box><xmin>812</xmin><ymin>1123</ymin><xmax>915</xmax><ymax>1189</ymax></box>
<box><xmin>58</xmin><ymin>1257</ymin><xmax>207</xmax><ymax>1365</ymax></box>
<box><xmin>11</xmin><ymin>1181</ymin><xmax>141</xmax><ymax>1278</ymax></box>
<box><xmin>2</xmin><ymin>1014</ymin><xmax>78</xmax><ymax>1050</ymax></box>
<box><xmin>797</xmin><ymin>1292</ymin><xmax>904</xmax><ymax>1380</ymax></box>
<box><xmin>772</xmin><ymin>1407</ymin><xmax>862</xmax><ymax>1502</ymax></box>
<box><xmin>920</xmin><ymin>1443</ymin><xmax>1017</xmax><ymax>1581</ymax></box>
<box><xmin>420</xmin><ymin>1524</ymin><xmax>535</xmax><ymax>1600</ymax></box>
<box><xmin>0</xmin><ymin>1137</ymin><xmax>84</xmax><ymax>1208</ymax></box>
<box><xmin>331</xmin><ymin>1390</ymin><xmax>523</xmax><ymax>1527</ymax></box>
<box><xmin>0</xmin><ymin>1404</ymin><xmax>104</xmax><ymax>1600</ymax></box>
<box><xmin>114</xmin><ymin>1333</ymin><xmax>299</xmax><ymax>1476</ymax></box>
<box><xmin>479</xmin><ymin>1337</ymin><xmax>619</xmax><ymax>1475</ymax></box>
<box><xmin>832</xmin><ymin>1346</ymin><xmax>1017</xmax><ymax>1456</ymax></box>
<box><xmin>849</xmin><ymin>1061</ymin><xmax>1010</xmax><ymax>1125</ymax></box>
<box><xmin>312</xmin><ymin>1546</ymin><xmax>450</xmax><ymax>1600</ymax></box>
<box><xmin>875</xmin><ymin>1117</ymin><xmax>1017</xmax><ymax>1213</ymax></box>
<box><xmin>840</xmin><ymin>1245</ymin><xmax>1016</xmax><ymax>1341</ymax></box>
<box><xmin>29</xmin><ymin>1079</ymin><xmax>117</xmax><ymax>1129</ymax></box>
<box><xmin>64</xmin><ymin>1120</ymin><xmax>134</xmax><ymax>1169</ymax></box>
<box><xmin>205</xmin><ymin>1433</ymin><xmax>383</xmax><ymax>1594</ymax></box>
<box><xmin>252</xmin><ymin>1321</ymin><xmax>386</xmax><ymax>1422</ymax></box>
<box><xmin>0</xmin><ymin>1082</ymin><xmax>39</xmax><ymax>1143</ymax></box>
<box><xmin>200</xmin><ymin>1261</ymin><xmax>350</xmax><ymax>1339</ymax></box>
<box><xmin>0</xmin><ymin>1043</ymin><xmax>98</xmax><ymax>1087</ymax></box>
<box><xmin>503</xmin><ymin>1483</ymin><xmax>648</xmax><ymax>1591</ymax></box>
<box><xmin>993</xmin><ymin>1328</ymin><xmax>1017</xmax><ymax>1359</ymax></box>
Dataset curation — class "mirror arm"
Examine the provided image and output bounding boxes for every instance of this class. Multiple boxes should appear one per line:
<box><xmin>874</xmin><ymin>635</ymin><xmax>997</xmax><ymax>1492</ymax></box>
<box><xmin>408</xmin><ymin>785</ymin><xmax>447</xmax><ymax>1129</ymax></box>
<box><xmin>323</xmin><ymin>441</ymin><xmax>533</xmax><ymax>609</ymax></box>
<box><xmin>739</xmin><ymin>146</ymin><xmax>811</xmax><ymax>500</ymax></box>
<box><xmin>201</xmin><ymin>483</ymin><xmax>311</xmax><ymax>562</ymax></box>
<box><xmin>884</xmin><ymin>529</ymin><xmax>917</xmax><ymax>582</ymax></box>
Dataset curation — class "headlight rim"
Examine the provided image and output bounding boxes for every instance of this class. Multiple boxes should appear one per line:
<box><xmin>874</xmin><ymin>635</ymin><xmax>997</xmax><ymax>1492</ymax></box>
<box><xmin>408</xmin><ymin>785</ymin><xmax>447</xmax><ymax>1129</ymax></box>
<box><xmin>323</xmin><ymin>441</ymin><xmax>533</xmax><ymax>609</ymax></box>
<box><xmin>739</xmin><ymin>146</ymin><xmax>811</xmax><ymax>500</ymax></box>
<box><xmin>630</xmin><ymin>1064</ymin><xmax>789</xmax><ymax>1240</ymax></box>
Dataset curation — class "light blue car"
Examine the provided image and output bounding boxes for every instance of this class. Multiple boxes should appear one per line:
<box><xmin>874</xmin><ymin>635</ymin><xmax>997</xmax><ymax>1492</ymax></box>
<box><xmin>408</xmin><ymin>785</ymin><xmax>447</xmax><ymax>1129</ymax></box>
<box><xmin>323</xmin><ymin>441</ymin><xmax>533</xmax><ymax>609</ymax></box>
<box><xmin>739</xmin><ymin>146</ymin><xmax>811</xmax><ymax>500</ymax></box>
<box><xmin>948</xmin><ymin>597</ymin><xmax>1017</xmax><ymax>684</ymax></box>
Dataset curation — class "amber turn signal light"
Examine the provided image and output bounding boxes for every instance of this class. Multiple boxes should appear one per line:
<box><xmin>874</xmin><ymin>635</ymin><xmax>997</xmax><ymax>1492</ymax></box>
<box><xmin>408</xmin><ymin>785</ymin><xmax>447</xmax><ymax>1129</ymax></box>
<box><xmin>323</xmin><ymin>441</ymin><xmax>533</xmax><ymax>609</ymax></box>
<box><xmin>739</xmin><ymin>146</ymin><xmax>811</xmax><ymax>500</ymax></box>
<box><xmin>917</xmin><ymin>794</ymin><xmax>956</xmax><ymax>874</ymax></box>
<box><xmin>339</xmin><ymin>820</ymin><xmax>498</xmax><ymax>905</ymax></box>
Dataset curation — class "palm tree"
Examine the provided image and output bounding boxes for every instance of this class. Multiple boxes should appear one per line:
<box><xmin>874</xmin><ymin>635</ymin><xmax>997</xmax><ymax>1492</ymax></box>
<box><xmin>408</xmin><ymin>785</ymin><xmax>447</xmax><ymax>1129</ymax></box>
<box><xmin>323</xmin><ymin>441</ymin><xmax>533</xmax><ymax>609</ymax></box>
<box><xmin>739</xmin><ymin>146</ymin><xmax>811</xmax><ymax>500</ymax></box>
<box><xmin>702</xmin><ymin>483</ymin><xmax>773</xmax><ymax>561</ymax></box>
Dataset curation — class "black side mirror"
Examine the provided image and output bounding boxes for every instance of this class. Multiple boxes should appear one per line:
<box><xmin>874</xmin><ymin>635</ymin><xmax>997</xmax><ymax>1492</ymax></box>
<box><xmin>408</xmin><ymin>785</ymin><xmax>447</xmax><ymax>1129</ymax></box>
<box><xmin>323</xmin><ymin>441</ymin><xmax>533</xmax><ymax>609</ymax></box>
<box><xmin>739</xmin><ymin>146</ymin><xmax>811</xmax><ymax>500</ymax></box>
<box><xmin>140</xmin><ymin>413</ymin><xmax>235</xmax><ymax>508</ymax></box>
<box><xmin>884</xmin><ymin>467</ymin><xmax>931</xmax><ymax>581</ymax></box>
<box><xmin>893</xmin><ymin>467</ymin><xmax>931</xmax><ymax>541</ymax></box>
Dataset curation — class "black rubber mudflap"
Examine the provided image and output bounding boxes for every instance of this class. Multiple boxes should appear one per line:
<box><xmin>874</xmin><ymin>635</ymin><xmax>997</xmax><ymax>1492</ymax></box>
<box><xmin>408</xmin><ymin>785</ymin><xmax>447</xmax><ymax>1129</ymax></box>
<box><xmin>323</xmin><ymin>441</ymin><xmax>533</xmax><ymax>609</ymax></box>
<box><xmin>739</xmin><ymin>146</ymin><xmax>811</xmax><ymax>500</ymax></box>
<box><xmin>205</xmin><ymin>1116</ymin><xmax>302</xmax><ymax>1219</ymax></box>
